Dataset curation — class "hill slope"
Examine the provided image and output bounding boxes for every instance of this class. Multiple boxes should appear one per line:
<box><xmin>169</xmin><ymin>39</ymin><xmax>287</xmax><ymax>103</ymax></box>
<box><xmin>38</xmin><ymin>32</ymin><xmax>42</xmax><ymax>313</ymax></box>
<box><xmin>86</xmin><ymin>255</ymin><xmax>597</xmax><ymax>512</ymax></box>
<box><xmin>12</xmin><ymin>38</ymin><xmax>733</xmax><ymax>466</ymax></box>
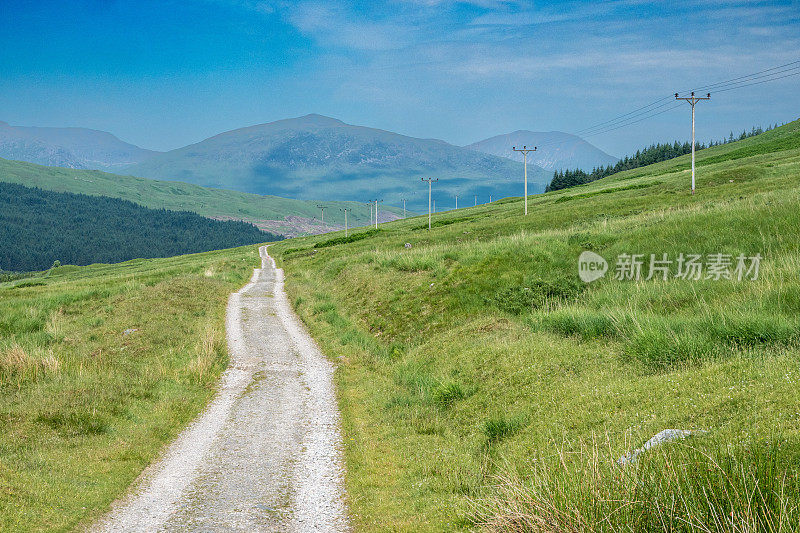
<box><xmin>0</xmin><ymin>181</ymin><xmax>279</xmax><ymax>271</ymax></box>
<box><xmin>0</xmin><ymin>121</ymin><xmax>157</xmax><ymax>169</ymax></box>
<box><xmin>123</xmin><ymin>114</ymin><xmax>549</xmax><ymax>209</ymax></box>
<box><xmin>0</xmin><ymin>157</ymin><xmax>400</xmax><ymax>236</ymax></box>
<box><xmin>466</xmin><ymin>130</ymin><xmax>618</xmax><ymax>171</ymax></box>
<box><xmin>270</xmin><ymin>118</ymin><xmax>800</xmax><ymax>530</ymax></box>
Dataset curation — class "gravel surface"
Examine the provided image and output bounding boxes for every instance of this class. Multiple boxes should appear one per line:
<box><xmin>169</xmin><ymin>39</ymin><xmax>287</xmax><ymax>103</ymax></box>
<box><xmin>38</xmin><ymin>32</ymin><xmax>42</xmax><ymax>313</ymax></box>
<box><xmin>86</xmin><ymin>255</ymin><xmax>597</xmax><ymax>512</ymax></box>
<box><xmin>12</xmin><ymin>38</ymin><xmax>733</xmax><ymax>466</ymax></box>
<box><xmin>91</xmin><ymin>246</ymin><xmax>349</xmax><ymax>532</ymax></box>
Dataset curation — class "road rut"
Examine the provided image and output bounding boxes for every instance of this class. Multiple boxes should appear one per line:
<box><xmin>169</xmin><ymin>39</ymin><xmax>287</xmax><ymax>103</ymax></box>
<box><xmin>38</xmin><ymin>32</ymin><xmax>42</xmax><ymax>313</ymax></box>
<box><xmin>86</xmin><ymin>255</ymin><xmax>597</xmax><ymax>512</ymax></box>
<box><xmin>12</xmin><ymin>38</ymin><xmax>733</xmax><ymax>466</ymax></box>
<box><xmin>91</xmin><ymin>246</ymin><xmax>349</xmax><ymax>532</ymax></box>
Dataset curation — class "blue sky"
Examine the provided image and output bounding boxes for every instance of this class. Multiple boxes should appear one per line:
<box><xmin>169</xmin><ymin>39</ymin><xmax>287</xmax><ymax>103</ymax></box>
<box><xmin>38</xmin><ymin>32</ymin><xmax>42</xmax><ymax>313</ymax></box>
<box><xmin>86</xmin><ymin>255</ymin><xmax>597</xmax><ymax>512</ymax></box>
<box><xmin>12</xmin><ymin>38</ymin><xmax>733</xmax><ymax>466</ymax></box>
<box><xmin>1</xmin><ymin>0</ymin><xmax>798</xmax><ymax>156</ymax></box>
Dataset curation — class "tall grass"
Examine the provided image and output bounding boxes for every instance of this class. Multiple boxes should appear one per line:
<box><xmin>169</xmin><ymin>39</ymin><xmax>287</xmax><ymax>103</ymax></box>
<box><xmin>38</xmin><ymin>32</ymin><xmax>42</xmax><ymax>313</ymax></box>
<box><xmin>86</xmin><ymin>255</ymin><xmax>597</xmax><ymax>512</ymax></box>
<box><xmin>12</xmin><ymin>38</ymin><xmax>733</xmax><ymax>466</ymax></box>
<box><xmin>471</xmin><ymin>438</ymin><xmax>800</xmax><ymax>532</ymax></box>
<box><xmin>0</xmin><ymin>343</ymin><xmax>61</xmax><ymax>385</ymax></box>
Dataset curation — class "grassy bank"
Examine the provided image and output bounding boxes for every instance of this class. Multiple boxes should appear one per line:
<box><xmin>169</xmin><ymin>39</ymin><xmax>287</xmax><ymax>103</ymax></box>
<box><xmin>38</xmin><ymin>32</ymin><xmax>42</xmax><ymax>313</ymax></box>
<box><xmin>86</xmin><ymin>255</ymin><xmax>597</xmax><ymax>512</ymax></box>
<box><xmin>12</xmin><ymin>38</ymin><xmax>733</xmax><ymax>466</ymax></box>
<box><xmin>0</xmin><ymin>245</ymin><xmax>260</xmax><ymax>531</ymax></box>
<box><xmin>270</xmin><ymin>119</ymin><xmax>800</xmax><ymax>531</ymax></box>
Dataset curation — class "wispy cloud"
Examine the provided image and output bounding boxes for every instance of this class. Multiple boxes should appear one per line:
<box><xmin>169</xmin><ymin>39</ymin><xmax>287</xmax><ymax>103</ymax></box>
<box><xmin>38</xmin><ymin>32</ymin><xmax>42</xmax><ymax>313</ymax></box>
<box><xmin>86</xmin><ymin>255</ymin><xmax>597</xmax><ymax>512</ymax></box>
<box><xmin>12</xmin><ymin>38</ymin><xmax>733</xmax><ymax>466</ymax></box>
<box><xmin>286</xmin><ymin>2</ymin><xmax>409</xmax><ymax>50</ymax></box>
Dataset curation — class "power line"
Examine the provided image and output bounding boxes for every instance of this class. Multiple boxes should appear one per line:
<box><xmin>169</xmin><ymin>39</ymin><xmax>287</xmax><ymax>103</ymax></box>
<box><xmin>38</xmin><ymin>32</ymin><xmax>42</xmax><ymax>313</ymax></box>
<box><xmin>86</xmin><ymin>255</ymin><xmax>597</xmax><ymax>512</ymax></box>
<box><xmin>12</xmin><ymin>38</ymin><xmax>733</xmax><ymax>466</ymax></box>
<box><xmin>708</xmin><ymin>69</ymin><xmax>800</xmax><ymax>94</ymax></box>
<box><xmin>582</xmin><ymin>103</ymin><xmax>685</xmax><ymax>137</ymax></box>
<box><xmin>529</xmin><ymin>101</ymin><xmax>684</xmax><ymax>150</ymax></box>
<box><xmin>555</xmin><ymin>66</ymin><xmax>795</xmax><ymax>143</ymax></box>
<box><xmin>678</xmin><ymin>65</ymin><xmax>800</xmax><ymax>96</ymax></box>
<box><xmin>575</xmin><ymin>100</ymin><xmax>682</xmax><ymax>137</ymax></box>
<box><xmin>555</xmin><ymin>59</ymin><xmax>800</xmax><ymax>145</ymax></box>
<box><xmin>690</xmin><ymin>60</ymin><xmax>800</xmax><ymax>92</ymax></box>
<box><xmin>572</xmin><ymin>96</ymin><xmax>674</xmax><ymax>136</ymax></box>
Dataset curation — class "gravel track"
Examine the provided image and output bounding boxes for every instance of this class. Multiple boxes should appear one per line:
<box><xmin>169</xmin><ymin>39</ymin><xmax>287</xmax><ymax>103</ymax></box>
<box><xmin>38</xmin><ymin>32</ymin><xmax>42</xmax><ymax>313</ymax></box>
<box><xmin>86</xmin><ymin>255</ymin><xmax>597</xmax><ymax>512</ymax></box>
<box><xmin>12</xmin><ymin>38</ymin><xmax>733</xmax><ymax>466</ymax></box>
<box><xmin>91</xmin><ymin>246</ymin><xmax>349</xmax><ymax>532</ymax></box>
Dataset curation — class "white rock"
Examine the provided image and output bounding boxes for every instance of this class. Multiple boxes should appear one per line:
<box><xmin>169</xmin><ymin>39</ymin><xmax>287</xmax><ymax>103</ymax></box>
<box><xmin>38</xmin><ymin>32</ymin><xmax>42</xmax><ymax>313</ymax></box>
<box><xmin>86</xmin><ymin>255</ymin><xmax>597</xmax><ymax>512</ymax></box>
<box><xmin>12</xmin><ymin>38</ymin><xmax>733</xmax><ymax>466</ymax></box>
<box><xmin>618</xmin><ymin>428</ymin><xmax>707</xmax><ymax>465</ymax></box>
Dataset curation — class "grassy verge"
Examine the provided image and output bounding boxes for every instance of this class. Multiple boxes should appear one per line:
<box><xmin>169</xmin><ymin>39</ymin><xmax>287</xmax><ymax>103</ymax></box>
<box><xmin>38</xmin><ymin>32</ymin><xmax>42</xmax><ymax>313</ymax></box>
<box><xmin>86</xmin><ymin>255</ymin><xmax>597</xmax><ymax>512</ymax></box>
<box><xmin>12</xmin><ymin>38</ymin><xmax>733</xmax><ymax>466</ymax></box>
<box><xmin>270</xmin><ymin>119</ymin><xmax>800</xmax><ymax>531</ymax></box>
<box><xmin>0</xmin><ymin>244</ymin><xmax>260</xmax><ymax>531</ymax></box>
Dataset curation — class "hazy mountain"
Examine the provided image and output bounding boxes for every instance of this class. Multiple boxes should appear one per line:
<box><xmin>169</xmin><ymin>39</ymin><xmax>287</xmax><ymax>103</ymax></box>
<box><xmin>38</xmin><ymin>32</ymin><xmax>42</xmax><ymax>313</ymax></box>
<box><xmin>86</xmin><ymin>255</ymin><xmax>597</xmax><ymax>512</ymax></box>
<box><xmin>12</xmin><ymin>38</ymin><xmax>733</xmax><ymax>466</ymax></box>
<box><xmin>466</xmin><ymin>131</ymin><xmax>617</xmax><ymax>172</ymax></box>
<box><xmin>0</xmin><ymin>121</ymin><xmax>157</xmax><ymax>170</ymax></box>
<box><xmin>124</xmin><ymin>114</ymin><xmax>548</xmax><ymax>209</ymax></box>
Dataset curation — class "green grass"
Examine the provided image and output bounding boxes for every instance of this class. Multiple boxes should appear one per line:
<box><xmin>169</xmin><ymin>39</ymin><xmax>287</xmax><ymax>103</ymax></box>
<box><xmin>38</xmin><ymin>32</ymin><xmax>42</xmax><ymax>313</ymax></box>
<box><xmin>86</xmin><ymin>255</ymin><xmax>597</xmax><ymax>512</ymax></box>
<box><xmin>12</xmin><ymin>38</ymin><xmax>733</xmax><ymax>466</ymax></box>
<box><xmin>0</xmin><ymin>157</ymin><xmax>400</xmax><ymax>229</ymax></box>
<box><xmin>0</xmin><ymin>244</ymin><xmax>261</xmax><ymax>531</ymax></box>
<box><xmin>269</xmin><ymin>117</ymin><xmax>800</xmax><ymax>531</ymax></box>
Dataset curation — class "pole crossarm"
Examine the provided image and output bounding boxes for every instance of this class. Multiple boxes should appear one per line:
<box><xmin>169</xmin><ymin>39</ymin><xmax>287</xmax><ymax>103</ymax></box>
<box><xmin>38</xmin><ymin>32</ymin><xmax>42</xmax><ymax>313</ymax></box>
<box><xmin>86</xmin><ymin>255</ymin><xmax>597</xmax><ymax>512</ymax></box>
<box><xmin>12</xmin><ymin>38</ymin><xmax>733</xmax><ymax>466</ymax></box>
<box><xmin>512</xmin><ymin>145</ymin><xmax>537</xmax><ymax>215</ymax></box>
<box><xmin>675</xmin><ymin>91</ymin><xmax>711</xmax><ymax>104</ymax></box>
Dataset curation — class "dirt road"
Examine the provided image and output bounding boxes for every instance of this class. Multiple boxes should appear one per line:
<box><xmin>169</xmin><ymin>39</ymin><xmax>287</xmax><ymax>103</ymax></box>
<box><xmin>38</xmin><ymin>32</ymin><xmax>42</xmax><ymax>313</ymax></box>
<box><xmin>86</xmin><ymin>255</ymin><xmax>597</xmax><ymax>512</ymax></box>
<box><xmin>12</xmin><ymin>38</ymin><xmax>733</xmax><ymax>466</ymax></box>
<box><xmin>92</xmin><ymin>246</ymin><xmax>349</xmax><ymax>532</ymax></box>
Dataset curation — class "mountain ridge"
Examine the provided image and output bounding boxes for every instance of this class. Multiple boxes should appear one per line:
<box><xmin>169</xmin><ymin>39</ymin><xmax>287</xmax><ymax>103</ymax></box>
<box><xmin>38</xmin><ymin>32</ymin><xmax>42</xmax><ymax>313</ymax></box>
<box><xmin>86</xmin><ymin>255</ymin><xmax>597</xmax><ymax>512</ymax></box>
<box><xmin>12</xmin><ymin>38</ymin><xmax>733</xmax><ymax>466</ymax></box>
<box><xmin>123</xmin><ymin>114</ymin><xmax>549</xmax><ymax>209</ymax></box>
<box><xmin>0</xmin><ymin>121</ymin><xmax>158</xmax><ymax>169</ymax></box>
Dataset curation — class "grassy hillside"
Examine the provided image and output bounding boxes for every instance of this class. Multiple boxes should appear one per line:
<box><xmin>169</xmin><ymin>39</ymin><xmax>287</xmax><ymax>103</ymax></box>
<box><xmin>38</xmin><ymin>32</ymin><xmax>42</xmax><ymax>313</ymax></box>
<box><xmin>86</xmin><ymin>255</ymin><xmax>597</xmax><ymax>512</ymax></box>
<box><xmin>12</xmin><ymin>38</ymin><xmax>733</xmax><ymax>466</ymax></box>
<box><xmin>269</xmin><ymin>118</ymin><xmax>800</xmax><ymax>531</ymax></box>
<box><xmin>0</xmin><ymin>182</ymin><xmax>278</xmax><ymax>272</ymax></box>
<box><xmin>0</xmin><ymin>245</ymin><xmax>261</xmax><ymax>531</ymax></box>
<box><xmin>0</xmin><ymin>157</ymin><xmax>401</xmax><ymax>231</ymax></box>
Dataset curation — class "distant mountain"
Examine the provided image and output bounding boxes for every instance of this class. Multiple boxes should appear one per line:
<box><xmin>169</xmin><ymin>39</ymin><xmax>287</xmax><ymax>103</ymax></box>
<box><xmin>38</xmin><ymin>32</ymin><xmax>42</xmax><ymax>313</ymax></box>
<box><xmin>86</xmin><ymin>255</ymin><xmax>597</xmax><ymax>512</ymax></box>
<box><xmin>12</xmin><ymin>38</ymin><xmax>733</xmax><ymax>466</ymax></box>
<box><xmin>0</xmin><ymin>121</ymin><xmax>157</xmax><ymax>170</ymax></box>
<box><xmin>123</xmin><ymin>114</ymin><xmax>548</xmax><ymax>209</ymax></box>
<box><xmin>466</xmin><ymin>131</ymin><xmax>617</xmax><ymax>172</ymax></box>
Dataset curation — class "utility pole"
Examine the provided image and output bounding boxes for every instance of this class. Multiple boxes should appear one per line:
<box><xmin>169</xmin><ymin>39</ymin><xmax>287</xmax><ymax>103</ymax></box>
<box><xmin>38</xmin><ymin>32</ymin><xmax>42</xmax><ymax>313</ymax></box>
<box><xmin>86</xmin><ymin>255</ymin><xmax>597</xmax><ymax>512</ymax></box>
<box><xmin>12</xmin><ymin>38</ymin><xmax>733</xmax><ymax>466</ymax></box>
<box><xmin>340</xmin><ymin>208</ymin><xmax>351</xmax><ymax>237</ymax></box>
<box><xmin>512</xmin><ymin>145</ymin><xmax>537</xmax><ymax>215</ymax></box>
<box><xmin>474</xmin><ymin>194</ymin><xmax>477</xmax><ymax>207</ymax></box>
<box><xmin>455</xmin><ymin>195</ymin><xmax>458</xmax><ymax>210</ymax></box>
<box><xmin>675</xmin><ymin>91</ymin><xmax>711</xmax><ymax>194</ymax></box>
<box><xmin>316</xmin><ymin>204</ymin><xmax>326</xmax><ymax>224</ymax></box>
<box><xmin>401</xmin><ymin>198</ymin><xmax>407</xmax><ymax>218</ymax></box>
<box><xmin>421</xmin><ymin>177</ymin><xmax>438</xmax><ymax>230</ymax></box>
<box><xmin>371</xmin><ymin>199</ymin><xmax>382</xmax><ymax>229</ymax></box>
